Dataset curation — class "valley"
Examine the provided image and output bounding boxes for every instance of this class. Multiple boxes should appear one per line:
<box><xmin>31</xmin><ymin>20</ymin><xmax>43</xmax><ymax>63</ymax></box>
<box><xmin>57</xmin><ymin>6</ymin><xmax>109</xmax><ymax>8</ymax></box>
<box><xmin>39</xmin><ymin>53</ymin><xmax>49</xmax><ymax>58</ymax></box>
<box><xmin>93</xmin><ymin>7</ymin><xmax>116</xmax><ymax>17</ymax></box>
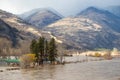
<box><xmin>0</xmin><ymin>0</ymin><xmax>120</xmax><ymax>80</ymax></box>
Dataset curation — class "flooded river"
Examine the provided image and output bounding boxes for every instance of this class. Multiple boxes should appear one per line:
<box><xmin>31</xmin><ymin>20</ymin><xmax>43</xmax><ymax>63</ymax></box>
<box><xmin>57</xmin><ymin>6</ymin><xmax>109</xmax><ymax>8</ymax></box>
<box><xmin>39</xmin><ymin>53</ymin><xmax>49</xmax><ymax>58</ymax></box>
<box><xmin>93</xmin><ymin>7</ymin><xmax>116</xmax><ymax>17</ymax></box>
<box><xmin>0</xmin><ymin>57</ymin><xmax>120</xmax><ymax>80</ymax></box>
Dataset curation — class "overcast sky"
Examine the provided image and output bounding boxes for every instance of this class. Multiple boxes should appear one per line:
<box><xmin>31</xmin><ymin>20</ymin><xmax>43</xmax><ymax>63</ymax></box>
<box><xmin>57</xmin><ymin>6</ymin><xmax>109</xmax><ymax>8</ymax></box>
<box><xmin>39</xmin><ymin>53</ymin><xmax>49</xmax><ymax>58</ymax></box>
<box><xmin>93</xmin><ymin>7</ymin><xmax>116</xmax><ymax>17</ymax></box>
<box><xmin>0</xmin><ymin>0</ymin><xmax>120</xmax><ymax>16</ymax></box>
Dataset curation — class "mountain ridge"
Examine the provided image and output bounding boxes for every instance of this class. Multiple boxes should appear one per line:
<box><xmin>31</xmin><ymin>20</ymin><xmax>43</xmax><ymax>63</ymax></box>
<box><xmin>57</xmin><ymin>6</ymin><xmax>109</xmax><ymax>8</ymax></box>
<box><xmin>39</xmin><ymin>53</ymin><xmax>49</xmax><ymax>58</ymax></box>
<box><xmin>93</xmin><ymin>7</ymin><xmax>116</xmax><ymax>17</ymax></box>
<box><xmin>44</xmin><ymin>7</ymin><xmax>120</xmax><ymax>50</ymax></box>
<box><xmin>77</xmin><ymin>7</ymin><xmax>120</xmax><ymax>33</ymax></box>
<box><xmin>19</xmin><ymin>8</ymin><xmax>63</xmax><ymax>29</ymax></box>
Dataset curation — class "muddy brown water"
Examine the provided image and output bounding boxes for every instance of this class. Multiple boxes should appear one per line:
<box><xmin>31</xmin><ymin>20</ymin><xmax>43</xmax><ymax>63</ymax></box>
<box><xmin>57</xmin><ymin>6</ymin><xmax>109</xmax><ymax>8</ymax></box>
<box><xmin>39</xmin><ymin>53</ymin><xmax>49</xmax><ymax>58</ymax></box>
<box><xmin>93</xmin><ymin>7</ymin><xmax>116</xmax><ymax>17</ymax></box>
<box><xmin>0</xmin><ymin>57</ymin><xmax>120</xmax><ymax>80</ymax></box>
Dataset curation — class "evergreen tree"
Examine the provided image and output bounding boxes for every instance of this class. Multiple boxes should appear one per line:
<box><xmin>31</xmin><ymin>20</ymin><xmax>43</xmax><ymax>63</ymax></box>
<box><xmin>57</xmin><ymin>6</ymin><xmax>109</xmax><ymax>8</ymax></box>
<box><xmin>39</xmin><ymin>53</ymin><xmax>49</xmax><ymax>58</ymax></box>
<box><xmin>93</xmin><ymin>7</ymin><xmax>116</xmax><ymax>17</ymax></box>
<box><xmin>48</xmin><ymin>38</ymin><xmax>57</xmax><ymax>63</ymax></box>
<box><xmin>38</xmin><ymin>37</ymin><xmax>45</xmax><ymax>64</ymax></box>
<box><xmin>30</xmin><ymin>39</ymin><xmax>37</xmax><ymax>54</ymax></box>
<box><xmin>44</xmin><ymin>40</ymin><xmax>49</xmax><ymax>61</ymax></box>
<box><xmin>30</xmin><ymin>37</ymin><xmax>58</xmax><ymax>65</ymax></box>
<box><xmin>30</xmin><ymin>39</ymin><xmax>39</xmax><ymax>62</ymax></box>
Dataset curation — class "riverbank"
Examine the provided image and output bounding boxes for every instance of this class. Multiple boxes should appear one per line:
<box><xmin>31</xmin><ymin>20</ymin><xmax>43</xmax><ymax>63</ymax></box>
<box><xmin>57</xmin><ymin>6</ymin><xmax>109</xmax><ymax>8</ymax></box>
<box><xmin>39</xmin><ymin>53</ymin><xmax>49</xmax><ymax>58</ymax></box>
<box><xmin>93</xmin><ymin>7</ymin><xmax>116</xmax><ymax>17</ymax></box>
<box><xmin>0</xmin><ymin>56</ymin><xmax>118</xmax><ymax>70</ymax></box>
<box><xmin>0</xmin><ymin>58</ymin><xmax>120</xmax><ymax>80</ymax></box>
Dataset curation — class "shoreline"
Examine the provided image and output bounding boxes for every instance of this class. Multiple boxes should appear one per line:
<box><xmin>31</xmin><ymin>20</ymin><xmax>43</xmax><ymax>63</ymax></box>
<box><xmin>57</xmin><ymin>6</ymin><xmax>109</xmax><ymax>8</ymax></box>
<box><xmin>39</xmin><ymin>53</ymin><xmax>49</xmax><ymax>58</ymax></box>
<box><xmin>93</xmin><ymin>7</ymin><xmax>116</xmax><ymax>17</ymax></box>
<box><xmin>1</xmin><ymin>55</ymin><xmax>120</xmax><ymax>71</ymax></box>
<box><xmin>1</xmin><ymin>56</ymin><xmax>118</xmax><ymax>71</ymax></box>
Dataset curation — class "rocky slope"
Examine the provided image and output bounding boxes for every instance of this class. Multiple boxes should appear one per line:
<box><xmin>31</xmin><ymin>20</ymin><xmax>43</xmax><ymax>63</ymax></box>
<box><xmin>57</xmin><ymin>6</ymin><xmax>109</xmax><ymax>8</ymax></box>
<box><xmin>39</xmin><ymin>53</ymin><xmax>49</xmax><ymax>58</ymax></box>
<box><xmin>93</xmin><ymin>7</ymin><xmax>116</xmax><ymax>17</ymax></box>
<box><xmin>0</xmin><ymin>18</ymin><xmax>31</xmax><ymax>55</ymax></box>
<box><xmin>0</xmin><ymin>19</ymin><xmax>20</xmax><ymax>46</ymax></box>
<box><xmin>44</xmin><ymin>7</ymin><xmax>120</xmax><ymax>50</ymax></box>
<box><xmin>19</xmin><ymin>8</ymin><xmax>63</xmax><ymax>29</ymax></box>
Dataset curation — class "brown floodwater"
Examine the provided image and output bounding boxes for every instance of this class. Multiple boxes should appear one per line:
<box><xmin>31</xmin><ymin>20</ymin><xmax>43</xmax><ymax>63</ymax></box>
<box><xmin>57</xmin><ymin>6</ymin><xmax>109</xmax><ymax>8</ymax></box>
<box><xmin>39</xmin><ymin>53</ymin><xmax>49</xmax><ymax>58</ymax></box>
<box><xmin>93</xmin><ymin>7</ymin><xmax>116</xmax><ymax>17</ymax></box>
<box><xmin>0</xmin><ymin>57</ymin><xmax>120</xmax><ymax>80</ymax></box>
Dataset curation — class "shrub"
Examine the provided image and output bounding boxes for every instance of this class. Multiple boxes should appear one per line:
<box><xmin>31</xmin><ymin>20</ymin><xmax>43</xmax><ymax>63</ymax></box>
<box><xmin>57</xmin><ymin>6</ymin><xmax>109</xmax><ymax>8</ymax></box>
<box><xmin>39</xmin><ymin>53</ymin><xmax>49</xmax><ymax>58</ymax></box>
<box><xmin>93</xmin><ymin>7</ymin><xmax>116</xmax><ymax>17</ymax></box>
<box><xmin>103</xmin><ymin>53</ymin><xmax>112</xmax><ymax>60</ymax></box>
<box><xmin>20</xmin><ymin>53</ymin><xmax>36</xmax><ymax>68</ymax></box>
<box><xmin>103</xmin><ymin>50</ymin><xmax>112</xmax><ymax>60</ymax></box>
<box><xmin>93</xmin><ymin>53</ymin><xmax>101</xmax><ymax>57</ymax></box>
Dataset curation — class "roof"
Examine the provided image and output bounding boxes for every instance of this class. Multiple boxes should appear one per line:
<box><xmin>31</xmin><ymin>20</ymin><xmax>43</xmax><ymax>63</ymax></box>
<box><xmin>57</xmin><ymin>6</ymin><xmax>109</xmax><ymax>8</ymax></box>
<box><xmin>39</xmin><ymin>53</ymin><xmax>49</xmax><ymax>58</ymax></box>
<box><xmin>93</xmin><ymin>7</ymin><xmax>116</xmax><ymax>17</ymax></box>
<box><xmin>4</xmin><ymin>59</ymin><xmax>20</xmax><ymax>63</ymax></box>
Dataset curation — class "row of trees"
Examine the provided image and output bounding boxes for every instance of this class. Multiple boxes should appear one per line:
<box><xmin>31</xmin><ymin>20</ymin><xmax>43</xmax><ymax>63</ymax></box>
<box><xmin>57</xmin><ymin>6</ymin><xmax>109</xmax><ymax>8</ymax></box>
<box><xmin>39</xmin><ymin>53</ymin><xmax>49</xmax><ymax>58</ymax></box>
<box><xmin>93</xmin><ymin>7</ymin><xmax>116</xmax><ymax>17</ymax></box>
<box><xmin>30</xmin><ymin>37</ymin><xmax>57</xmax><ymax>65</ymax></box>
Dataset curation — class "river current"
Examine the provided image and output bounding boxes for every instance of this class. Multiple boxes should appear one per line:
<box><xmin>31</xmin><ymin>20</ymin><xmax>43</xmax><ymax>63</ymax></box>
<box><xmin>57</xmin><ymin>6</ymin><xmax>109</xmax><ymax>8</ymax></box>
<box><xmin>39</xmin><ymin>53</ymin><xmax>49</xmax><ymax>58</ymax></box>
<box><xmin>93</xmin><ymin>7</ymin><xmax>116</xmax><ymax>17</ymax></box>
<box><xmin>0</xmin><ymin>57</ymin><xmax>120</xmax><ymax>80</ymax></box>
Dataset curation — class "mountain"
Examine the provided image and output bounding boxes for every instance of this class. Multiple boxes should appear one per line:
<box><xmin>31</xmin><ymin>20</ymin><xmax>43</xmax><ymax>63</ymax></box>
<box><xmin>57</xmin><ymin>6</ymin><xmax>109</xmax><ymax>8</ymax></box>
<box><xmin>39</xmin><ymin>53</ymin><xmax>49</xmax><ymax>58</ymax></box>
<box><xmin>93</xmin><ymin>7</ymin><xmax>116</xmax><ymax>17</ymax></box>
<box><xmin>19</xmin><ymin>8</ymin><xmax>63</xmax><ymax>29</ymax></box>
<box><xmin>105</xmin><ymin>6</ymin><xmax>120</xmax><ymax>17</ymax></box>
<box><xmin>0</xmin><ymin>9</ymin><xmax>63</xmax><ymax>55</ymax></box>
<box><xmin>0</xmin><ymin>9</ymin><xmax>46</xmax><ymax>55</ymax></box>
<box><xmin>77</xmin><ymin>7</ymin><xmax>120</xmax><ymax>33</ymax></box>
<box><xmin>44</xmin><ymin>7</ymin><xmax>120</xmax><ymax>50</ymax></box>
<box><xmin>0</xmin><ymin>9</ymin><xmax>42</xmax><ymax>37</ymax></box>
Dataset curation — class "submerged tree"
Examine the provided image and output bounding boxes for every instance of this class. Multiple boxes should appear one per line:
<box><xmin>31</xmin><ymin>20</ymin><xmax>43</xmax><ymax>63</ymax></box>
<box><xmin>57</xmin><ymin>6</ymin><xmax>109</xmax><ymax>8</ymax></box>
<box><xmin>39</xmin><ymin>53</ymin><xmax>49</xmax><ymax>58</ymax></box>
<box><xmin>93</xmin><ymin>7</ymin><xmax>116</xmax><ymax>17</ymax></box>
<box><xmin>30</xmin><ymin>39</ymin><xmax>37</xmax><ymax>53</ymax></box>
<box><xmin>38</xmin><ymin>37</ymin><xmax>45</xmax><ymax>64</ymax></box>
<box><xmin>20</xmin><ymin>53</ymin><xmax>36</xmax><ymax>68</ymax></box>
<box><xmin>48</xmin><ymin>38</ymin><xmax>57</xmax><ymax>63</ymax></box>
<box><xmin>44</xmin><ymin>40</ymin><xmax>49</xmax><ymax>61</ymax></box>
<box><xmin>30</xmin><ymin>39</ymin><xmax>39</xmax><ymax>63</ymax></box>
<box><xmin>30</xmin><ymin>37</ymin><xmax>58</xmax><ymax>65</ymax></box>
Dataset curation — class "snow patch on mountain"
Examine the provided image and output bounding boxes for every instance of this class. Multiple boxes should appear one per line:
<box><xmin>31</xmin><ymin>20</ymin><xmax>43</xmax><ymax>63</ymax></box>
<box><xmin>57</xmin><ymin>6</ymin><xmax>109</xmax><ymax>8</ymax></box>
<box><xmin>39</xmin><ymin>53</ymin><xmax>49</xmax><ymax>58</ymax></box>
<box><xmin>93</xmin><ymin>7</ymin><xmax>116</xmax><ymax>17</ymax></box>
<box><xmin>46</xmin><ymin>31</ymin><xmax>63</xmax><ymax>43</ymax></box>
<box><xmin>27</xmin><ymin>28</ymin><xmax>41</xmax><ymax>36</ymax></box>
